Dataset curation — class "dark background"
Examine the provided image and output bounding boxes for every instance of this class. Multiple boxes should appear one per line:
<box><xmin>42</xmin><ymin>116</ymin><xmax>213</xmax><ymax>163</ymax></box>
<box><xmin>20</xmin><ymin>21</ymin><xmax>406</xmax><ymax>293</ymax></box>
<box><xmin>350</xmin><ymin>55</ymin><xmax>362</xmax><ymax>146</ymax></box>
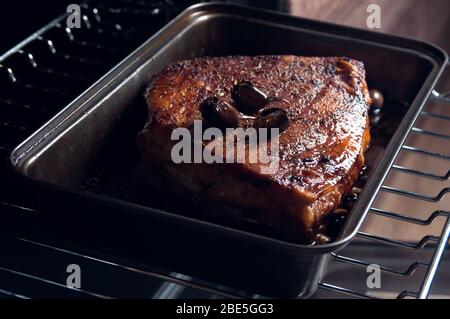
<box><xmin>1</xmin><ymin>0</ymin><xmax>87</xmax><ymax>54</ymax></box>
<box><xmin>3</xmin><ymin>0</ymin><xmax>449</xmax><ymax>56</ymax></box>
<box><xmin>0</xmin><ymin>0</ymin><xmax>289</xmax><ymax>55</ymax></box>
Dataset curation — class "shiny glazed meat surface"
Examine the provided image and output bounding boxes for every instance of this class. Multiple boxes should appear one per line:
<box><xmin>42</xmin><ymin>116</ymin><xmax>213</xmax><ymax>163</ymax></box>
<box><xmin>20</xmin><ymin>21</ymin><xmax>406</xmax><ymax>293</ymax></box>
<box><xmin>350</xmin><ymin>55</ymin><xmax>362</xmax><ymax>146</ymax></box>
<box><xmin>138</xmin><ymin>55</ymin><xmax>371</xmax><ymax>243</ymax></box>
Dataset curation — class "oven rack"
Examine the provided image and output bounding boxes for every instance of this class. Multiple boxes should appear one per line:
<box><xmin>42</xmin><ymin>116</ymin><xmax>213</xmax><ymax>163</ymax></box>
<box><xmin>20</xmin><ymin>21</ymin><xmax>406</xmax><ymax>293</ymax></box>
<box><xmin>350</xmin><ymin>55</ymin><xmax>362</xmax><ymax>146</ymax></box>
<box><xmin>1</xmin><ymin>0</ymin><xmax>450</xmax><ymax>299</ymax></box>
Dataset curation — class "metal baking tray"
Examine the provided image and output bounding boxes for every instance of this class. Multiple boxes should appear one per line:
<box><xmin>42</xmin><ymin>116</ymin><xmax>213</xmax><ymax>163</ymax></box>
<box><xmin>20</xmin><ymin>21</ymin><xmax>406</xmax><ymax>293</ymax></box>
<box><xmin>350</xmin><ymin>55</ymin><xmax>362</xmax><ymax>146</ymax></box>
<box><xmin>9</xmin><ymin>3</ymin><xmax>447</xmax><ymax>297</ymax></box>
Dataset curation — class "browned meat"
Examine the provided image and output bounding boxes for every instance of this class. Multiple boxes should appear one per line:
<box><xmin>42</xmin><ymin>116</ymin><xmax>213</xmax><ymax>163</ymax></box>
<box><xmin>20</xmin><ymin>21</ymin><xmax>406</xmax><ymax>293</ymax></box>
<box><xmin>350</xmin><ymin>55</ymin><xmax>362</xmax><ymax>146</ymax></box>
<box><xmin>137</xmin><ymin>55</ymin><xmax>371</xmax><ymax>243</ymax></box>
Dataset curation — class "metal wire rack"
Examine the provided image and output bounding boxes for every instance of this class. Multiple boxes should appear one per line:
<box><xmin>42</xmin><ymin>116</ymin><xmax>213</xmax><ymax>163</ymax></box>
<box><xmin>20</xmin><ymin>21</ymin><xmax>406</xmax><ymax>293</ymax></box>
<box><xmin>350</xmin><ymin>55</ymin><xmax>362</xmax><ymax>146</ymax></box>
<box><xmin>0</xmin><ymin>0</ymin><xmax>449</xmax><ymax>299</ymax></box>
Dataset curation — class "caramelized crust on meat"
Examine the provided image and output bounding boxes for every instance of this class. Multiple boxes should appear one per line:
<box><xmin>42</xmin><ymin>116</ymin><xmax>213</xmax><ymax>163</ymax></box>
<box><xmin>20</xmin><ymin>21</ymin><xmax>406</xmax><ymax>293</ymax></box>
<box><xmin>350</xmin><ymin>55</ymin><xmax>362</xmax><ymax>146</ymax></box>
<box><xmin>138</xmin><ymin>55</ymin><xmax>371</xmax><ymax>242</ymax></box>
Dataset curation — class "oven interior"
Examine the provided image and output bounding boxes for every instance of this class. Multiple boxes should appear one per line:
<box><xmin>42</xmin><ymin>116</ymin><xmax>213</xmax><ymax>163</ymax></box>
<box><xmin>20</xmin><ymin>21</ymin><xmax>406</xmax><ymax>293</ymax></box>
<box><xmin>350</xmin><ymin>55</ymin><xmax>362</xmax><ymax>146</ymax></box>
<box><xmin>1</xmin><ymin>0</ymin><xmax>450</xmax><ymax>299</ymax></box>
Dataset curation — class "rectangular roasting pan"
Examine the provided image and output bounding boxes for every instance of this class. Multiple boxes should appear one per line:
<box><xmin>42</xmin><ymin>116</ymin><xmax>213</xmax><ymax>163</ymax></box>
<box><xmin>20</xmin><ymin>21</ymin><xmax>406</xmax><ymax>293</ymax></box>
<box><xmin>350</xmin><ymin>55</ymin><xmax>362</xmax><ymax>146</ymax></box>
<box><xmin>9</xmin><ymin>3</ymin><xmax>447</xmax><ymax>298</ymax></box>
